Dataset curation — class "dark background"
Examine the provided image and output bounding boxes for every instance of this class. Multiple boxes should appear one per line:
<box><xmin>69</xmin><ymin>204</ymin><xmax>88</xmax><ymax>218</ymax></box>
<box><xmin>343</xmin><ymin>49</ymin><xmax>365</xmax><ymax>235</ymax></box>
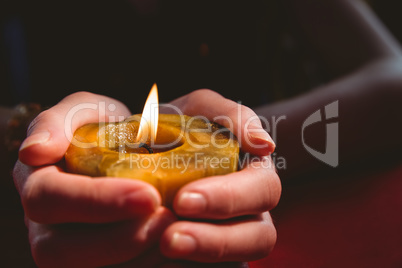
<box><xmin>1</xmin><ymin>0</ymin><xmax>401</xmax><ymax>267</ymax></box>
<box><xmin>1</xmin><ymin>0</ymin><xmax>330</xmax><ymax>112</ymax></box>
<box><xmin>2</xmin><ymin>1</ymin><xmax>401</xmax><ymax>111</ymax></box>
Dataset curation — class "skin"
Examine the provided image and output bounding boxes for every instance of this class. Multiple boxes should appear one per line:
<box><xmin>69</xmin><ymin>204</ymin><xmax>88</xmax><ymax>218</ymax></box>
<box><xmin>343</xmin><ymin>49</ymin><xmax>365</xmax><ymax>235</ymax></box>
<box><xmin>11</xmin><ymin>0</ymin><xmax>402</xmax><ymax>266</ymax></box>
<box><xmin>256</xmin><ymin>0</ymin><xmax>402</xmax><ymax>179</ymax></box>
<box><xmin>14</xmin><ymin>91</ymin><xmax>280</xmax><ymax>267</ymax></box>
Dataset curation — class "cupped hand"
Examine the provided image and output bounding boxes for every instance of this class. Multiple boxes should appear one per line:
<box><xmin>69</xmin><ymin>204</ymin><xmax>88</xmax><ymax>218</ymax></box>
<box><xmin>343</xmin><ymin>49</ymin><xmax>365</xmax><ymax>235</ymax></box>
<box><xmin>14</xmin><ymin>89</ymin><xmax>281</xmax><ymax>267</ymax></box>
<box><xmin>14</xmin><ymin>92</ymin><xmax>176</xmax><ymax>268</ymax></box>
<box><xmin>159</xmin><ymin>89</ymin><xmax>281</xmax><ymax>263</ymax></box>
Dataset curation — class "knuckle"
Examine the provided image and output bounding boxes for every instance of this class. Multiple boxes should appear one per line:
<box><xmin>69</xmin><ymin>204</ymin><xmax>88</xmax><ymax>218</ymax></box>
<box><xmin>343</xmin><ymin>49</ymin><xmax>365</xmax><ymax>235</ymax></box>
<box><xmin>187</xmin><ymin>89</ymin><xmax>222</xmax><ymax>106</ymax></box>
<box><xmin>26</xmin><ymin>109</ymin><xmax>50</xmax><ymax>136</ymax></box>
<box><xmin>258</xmin><ymin>158</ymin><xmax>281</xmax><ymax>211</ymax></box>
<box><xmin>215</xmin><ymin>236</ymin><xmax>230</xmax><ymax>260</ymax></box>
<box><xmin>21</xmin><ymin>175</ymin><xmax>45</xmax><ymax>222</ymax></box>
<box><xmin>30</xmin><ymin>228</ymin><xmax>58</xmax><ymax>268</ymax></box>
<box><xmin>258</xmin><ymin>237</ymin><xmax>275</xmax><ymax>259</ymax></box>
<box><xmin>214</xmin><ymin>181</ymin><xmax>236</xmax><ymax>216</ymax></box>
<box><xmin>264</xmin><ymin>221</ymin><xmax>277</xmax><ymax>256</ymax></box>
<box><xmin>191</xmin><ymin>88</ymin><xmax>219</xmax><ymax>98</ymax></box>
<box><xmin>224</xmin><ymin>102</ymin><xmax>241</xmax><ymax>115</ymax></box>
<box><xmin>267</xmin><ymin>172</ymin><xmax>282</xmax><ymax>210</ymax></box>
<box><xmin>253</xmin><ymin>218</ymin><xmax>277</xmax><ymax>260</ymax></box>
<box><xmin>66</xmin><ymin>91</ymin><xmax>97</xmax><ymax>101</ymax></box>
<box><xmin>30</xmin><ymin>239</ymin><xmax>50</xmax><ymax>267</ymax></box>
<box><xmin>12</xmin><ymin>161</ymin><xmax>27</xmax><ymax>194</ymax></box>
<box><xmin>226</xmin><ymin>102</ymin><xmax>254</xmax><ymax>120</ymax></box>
<box><xmin>242</xmin><ymin>105</ymin><xmax>255</xmax><ymax>117</ymax></box>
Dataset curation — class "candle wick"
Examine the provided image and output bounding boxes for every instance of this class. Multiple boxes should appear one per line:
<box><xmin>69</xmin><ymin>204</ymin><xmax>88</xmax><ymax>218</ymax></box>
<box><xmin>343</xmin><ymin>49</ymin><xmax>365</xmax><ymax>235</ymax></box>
<box><xmin>139</xmin><ymin>142</ymin><xmax>153</xmax><ymax>154</ymax></box>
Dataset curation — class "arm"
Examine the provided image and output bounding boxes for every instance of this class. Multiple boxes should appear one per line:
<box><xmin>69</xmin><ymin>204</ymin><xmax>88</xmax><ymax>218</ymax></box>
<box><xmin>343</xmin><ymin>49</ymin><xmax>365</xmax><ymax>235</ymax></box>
<box><xmin>286</xmin><ymin>0</ymin><xmax>402</xmax><ymax>75</ymax></box>
<box><xmin>255</xmin><ymin>0</ymin><xmax>402</xmax><ymax>179</ymax></box>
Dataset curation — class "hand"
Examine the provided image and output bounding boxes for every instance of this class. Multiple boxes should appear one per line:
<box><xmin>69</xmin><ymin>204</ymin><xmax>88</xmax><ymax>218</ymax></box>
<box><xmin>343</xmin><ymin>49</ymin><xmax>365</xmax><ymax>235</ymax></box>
<box><xmin>14</xmin><ymin>89</ymin><xmax>280</xmax><ymax>267</ymax></box>
<box><xmin>14</xmin><ymin>92</ymin><xmax>176</xmax><ymax>268</ymax></box>
<box><xmin>159</xmin><ymin>89</ymin><xmax>281</xmax><ymax>263</ymax></box>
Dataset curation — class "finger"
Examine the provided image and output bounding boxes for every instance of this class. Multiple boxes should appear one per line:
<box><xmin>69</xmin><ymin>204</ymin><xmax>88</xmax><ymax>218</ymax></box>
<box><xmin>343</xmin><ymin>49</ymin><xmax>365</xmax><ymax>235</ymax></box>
<box><xmin>167</xmin><ymin>89</ymin><xmax>275</xmax><ymax>156</ymax></box>
<box><xmin>19</xmin><ymin>91</ymin><xmax>131</xmax><ymax>166</ymax></box>
<box><xmin>29</xmin><ymin>207</ymin><xmax>176</xmax><ymax>268</ymax></box>
<box><xmin>16</xmin><ymin>163</ymin><xmax>161</xmax><ymax>224</ymax></box>
<box><xmin>160</xmin><ymin>212</ymin><xmax>276</xmax><ymax>262</ymax></box>
<box><xmin>173</xmin><ymin>157</ymin><xmax>281</xmax><ymax>219</ymax></box>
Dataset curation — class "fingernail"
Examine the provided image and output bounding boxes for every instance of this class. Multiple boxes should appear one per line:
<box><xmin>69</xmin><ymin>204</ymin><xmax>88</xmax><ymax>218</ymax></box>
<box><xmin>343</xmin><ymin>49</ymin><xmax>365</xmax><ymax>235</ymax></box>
<box><xmin>19</xmin><ymin>131</ymin><xmax>50</xmax><ymax>151</ymax></box>
<box><xmin>247</xmin><ymin>125</ymin><xmax>275</xmax><ymax>147</ymax></box>
<box><xmin>176</xmin><ymin>192</ymin><xmax>207</xmax><ymax>214</ymax></box>
<box><xmin>125</xmin><ymin>189</ymin><xmax>160</xmax><ymax>213</ymax></box>
<box><xmin>169</xmin><ymin>232</ymin><xmax>197</xmax><ymax>256</ymax></box>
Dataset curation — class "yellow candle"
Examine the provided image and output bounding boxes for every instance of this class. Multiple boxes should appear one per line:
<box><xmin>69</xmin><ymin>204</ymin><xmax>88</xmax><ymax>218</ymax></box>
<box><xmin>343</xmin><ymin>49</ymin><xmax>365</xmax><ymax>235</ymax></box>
<box><xmin>65</xmin><ymin>85</ymin><xmax>239</xmax><ymax>206</ymax></box>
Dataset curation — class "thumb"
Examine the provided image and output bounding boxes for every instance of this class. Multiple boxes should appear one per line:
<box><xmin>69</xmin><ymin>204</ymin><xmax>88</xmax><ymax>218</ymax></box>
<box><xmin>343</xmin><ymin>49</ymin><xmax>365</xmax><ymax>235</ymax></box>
<box><xmin>19</xmin><ymin>92</ymin><xmax>131</xmax><ymax>166</ymax></box>
<box><xmin>168</xmin><ymin>89</ymin><xmax>275</xmax><ymax>156</ymax></box>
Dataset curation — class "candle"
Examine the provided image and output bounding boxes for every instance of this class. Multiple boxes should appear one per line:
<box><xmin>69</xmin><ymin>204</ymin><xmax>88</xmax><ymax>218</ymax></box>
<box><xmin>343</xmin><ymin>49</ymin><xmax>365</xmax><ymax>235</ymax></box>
<box><xmin>65</xmin><ymin>84</ymin><xmax>239</xmax><ymax>206</ymax></box>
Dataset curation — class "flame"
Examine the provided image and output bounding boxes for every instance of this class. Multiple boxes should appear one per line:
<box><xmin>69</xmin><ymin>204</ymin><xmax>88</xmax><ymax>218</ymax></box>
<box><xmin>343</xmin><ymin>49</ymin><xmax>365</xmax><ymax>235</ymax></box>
<box><xmin>136</xmin><ymin>83</ymin><xmax>159</xmax><ymax>144</ymax></box>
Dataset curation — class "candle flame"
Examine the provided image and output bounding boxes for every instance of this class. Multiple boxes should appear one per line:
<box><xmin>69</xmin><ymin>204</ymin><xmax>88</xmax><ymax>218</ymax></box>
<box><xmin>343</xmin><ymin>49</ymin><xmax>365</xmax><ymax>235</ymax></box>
<box><xmin>136</xmin><ymin>83</ymin><xmax>159</xmax><ymax>144</ymax></box>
